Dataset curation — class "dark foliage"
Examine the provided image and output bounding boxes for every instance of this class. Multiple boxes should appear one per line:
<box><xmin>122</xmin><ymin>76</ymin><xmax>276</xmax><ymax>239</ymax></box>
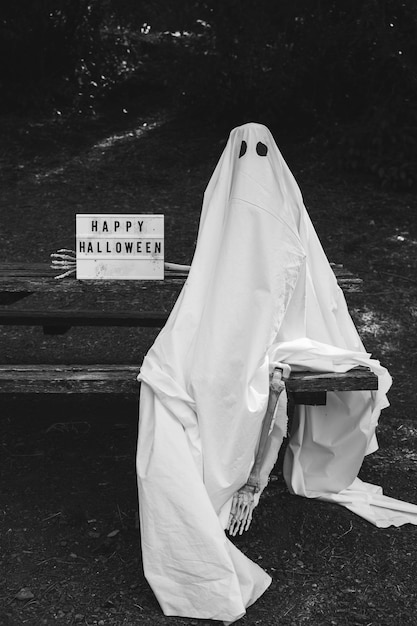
<box><xmin>162</xmin><ymin>0</ymin><xmax>417</xmax><ymax>188</ymax></box>
<box><xmin>1</xmin><ymin>0</ymin><xmax>416</xmax><ymax>187</ymax></box>
<box><xmin>0</xmin><ymin>0</ymin><xmax>146</xmax><ymax>114</ymax></box>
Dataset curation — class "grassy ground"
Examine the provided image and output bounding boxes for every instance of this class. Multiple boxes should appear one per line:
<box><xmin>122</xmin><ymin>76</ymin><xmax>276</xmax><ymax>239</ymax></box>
<box><xmin>1</xmin><ymin>108</ymin><xmax>417</xmax><ymax>625</ymax></box>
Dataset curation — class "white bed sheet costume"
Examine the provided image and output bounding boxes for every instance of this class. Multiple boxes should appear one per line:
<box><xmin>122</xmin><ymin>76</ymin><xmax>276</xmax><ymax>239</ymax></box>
<box><xmin>136</xmin><ymin>123</ymin><xmax>417</xmax><ymax>623</ymax></box>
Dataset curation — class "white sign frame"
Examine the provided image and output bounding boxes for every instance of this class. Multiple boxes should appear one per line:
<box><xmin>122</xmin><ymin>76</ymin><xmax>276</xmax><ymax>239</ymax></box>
<box><xmin>76</xmin><ymin>214</ymin><xmax>164</xmax><ymax>280</ymax></box>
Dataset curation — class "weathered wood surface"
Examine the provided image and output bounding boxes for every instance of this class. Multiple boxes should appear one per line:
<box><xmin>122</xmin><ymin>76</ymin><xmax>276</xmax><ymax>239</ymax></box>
<box><xmin>0</xmin><ymin>262</ymin><xmax>362</xmax><ymax>293</ymax></box>
<box><xmin>286</xmin><ymin>366</ymin><xmax>378</xmax><ymax>393</ymax></box>
<box><xmin>0</xmin><ymin>364</ymin><xmax>378</xmax><ymax>396</ymax></box>
<box><xmin>0</xmin><ymin>309</ymin><xmax>169</xmax><ymax>328</ymax></box>
<box><xmin>0</xmin><ymin>365</ymin><xmax>139</xmax><ymax>394</ymax></box>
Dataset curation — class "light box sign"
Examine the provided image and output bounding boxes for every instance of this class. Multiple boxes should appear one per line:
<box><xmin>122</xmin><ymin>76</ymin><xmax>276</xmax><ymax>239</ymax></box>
<box><xmin>76</xmin><ymin>214</ymin><xmax>164</xmax><ymax>279</ymax></box>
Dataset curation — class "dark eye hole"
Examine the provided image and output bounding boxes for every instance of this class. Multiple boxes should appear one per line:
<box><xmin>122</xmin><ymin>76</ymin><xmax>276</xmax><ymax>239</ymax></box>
<box><xmin>238</xmin><ymin>140</ymin><xmax>247</xmax><ymax>158</ymax></box>
<box><xmin>256</xmin><ymin>141</ymin><xmax>268</xmax><ymax>156</ymax></box>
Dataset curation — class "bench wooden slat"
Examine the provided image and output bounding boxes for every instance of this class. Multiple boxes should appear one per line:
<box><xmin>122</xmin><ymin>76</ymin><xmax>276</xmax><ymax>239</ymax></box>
<box><xmin>0</xmin><ymin>309</ymin><xmax>169</xmax><ymax>328</ymax></box>
<box><xmin>0</xmin><ymin>262</ymin><xmax>362</xmax><ymax>293</ymax></box>
<box><xmin>286</xmin><ymin>366</ymin><xmax>378</xmax><ymax>393</ymax></box>
<box><xmin>0</xmin><ymin>365</ymin><xmax>139</xmax><ymax>394</ymax></box>
<box><xmin>0</xmin><ymin>364</ymin><xmax>378</xmax><ymax>396</ymax></box>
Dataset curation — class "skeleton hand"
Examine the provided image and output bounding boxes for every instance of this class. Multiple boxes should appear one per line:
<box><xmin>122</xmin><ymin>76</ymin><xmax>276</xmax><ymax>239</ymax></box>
<box><xmin>50</xmin><ymin>249</ymin><xmax>76</xmax><ymax>279</ymax></box>
<box><xmin>227</xmin><ymin>484</ymin><xmax>258</xmax><ymax>536</ymax></box>
<box><xmin>227</xmin><ymin>367</ymin><xmax>288</xmax><ymax>537</ymax></box>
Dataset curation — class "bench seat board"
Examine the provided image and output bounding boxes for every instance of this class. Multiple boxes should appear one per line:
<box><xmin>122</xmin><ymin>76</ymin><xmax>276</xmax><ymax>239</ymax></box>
<box><xmin>0</xmin><ymin>364</ymin><xmax>378</xmax><ymax>395</ymax></box>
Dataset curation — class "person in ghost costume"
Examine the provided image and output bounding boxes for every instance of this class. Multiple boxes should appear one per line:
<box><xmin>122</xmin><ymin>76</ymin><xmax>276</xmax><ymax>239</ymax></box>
<box><xmin>136</xmin><ymin>122</ymin><xmax>417</xmax><ymax>623</ymax></box>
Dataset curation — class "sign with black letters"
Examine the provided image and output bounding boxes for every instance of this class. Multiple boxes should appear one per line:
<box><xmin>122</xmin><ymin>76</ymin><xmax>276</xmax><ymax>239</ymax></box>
<box><xmin>76</xmin><ymin>214</ymin><xmax>164</xmax><ymax>279</ymax></box>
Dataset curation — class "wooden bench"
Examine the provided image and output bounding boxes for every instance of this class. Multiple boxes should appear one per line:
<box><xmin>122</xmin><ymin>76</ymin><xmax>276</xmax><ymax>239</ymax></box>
<box><xmin>0</xmin><ymin>363</ymin><xmax>377</xmax><ymax>404</ymax></box>
<box><xmin>0</xmin><ymin>262</ymin><xmax>377</xmax><ymax>403</ymax></box>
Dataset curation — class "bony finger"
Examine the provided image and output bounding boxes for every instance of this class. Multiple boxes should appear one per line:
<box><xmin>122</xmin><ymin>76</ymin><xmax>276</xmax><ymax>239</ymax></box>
<box><xmin>229</xmin><ymin>518</ymin><xmax>239</xmax><ymax>536</ymax></box>
<box><xmin>244</xmin><ymin>509</ymin><xmax>253</xmax><ymax>533</ymax></box>
<box><xmin>239</xmin><ymin>510</ymin><xmax>250</xmax><ymax>535</ymax></box>
<box><xmin>230</xmin><ymin>495</ymin><xmax>239</xmax><ymax>516</ymax></box>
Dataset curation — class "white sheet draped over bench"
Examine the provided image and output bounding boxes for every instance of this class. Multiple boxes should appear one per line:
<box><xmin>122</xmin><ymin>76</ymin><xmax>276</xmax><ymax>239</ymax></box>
<box><xmin>136</xmin><ymin>122</ymin><xmax>417</xmax><ymax>624</ymax></box>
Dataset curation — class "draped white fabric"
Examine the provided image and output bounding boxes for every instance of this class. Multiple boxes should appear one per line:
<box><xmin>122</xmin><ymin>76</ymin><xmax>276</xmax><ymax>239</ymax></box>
<box><xmin>136</xmin><ymin>123</ymin><xmax>417</xmax><ymax>623</ymax></box>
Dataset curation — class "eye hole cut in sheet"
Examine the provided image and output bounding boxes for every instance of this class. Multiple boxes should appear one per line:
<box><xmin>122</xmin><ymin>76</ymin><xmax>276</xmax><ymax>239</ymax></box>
<box><xmin>238</xmin><ymin>139</ymin><xmax>268</xmax><ymax>158</ymax></box>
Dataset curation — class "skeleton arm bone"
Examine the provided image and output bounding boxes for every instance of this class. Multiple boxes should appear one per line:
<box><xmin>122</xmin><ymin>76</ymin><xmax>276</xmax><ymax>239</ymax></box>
<box><xmin>50</xmin><ymin>249</ymin><xmax>191</xmax><ymax>279</ymax></box>
<box><xmin>227</xmin><ymin>365</ymin><xmax>289</xmax><ymax>536</ymax></box>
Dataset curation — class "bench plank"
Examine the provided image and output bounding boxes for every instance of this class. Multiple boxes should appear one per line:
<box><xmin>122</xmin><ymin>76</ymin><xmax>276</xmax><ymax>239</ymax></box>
<box><xmin>0</xmin><ymin>310</ymin><xmax>169</xmax><ymax>328</ymax></box>
<box><xmin>0</xmin><ymin>364</ymin><xmax>378</xmax><ymax>397</ymax></box>
<box><xmin>0</xmin><ymin>262</ymin><xmax>362</xmax><ymax>293</ymax></box>
<box><xmin>286</xmin><ymin>367</ymin><xmax>378</xmax><ymax>393</ymax></box>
